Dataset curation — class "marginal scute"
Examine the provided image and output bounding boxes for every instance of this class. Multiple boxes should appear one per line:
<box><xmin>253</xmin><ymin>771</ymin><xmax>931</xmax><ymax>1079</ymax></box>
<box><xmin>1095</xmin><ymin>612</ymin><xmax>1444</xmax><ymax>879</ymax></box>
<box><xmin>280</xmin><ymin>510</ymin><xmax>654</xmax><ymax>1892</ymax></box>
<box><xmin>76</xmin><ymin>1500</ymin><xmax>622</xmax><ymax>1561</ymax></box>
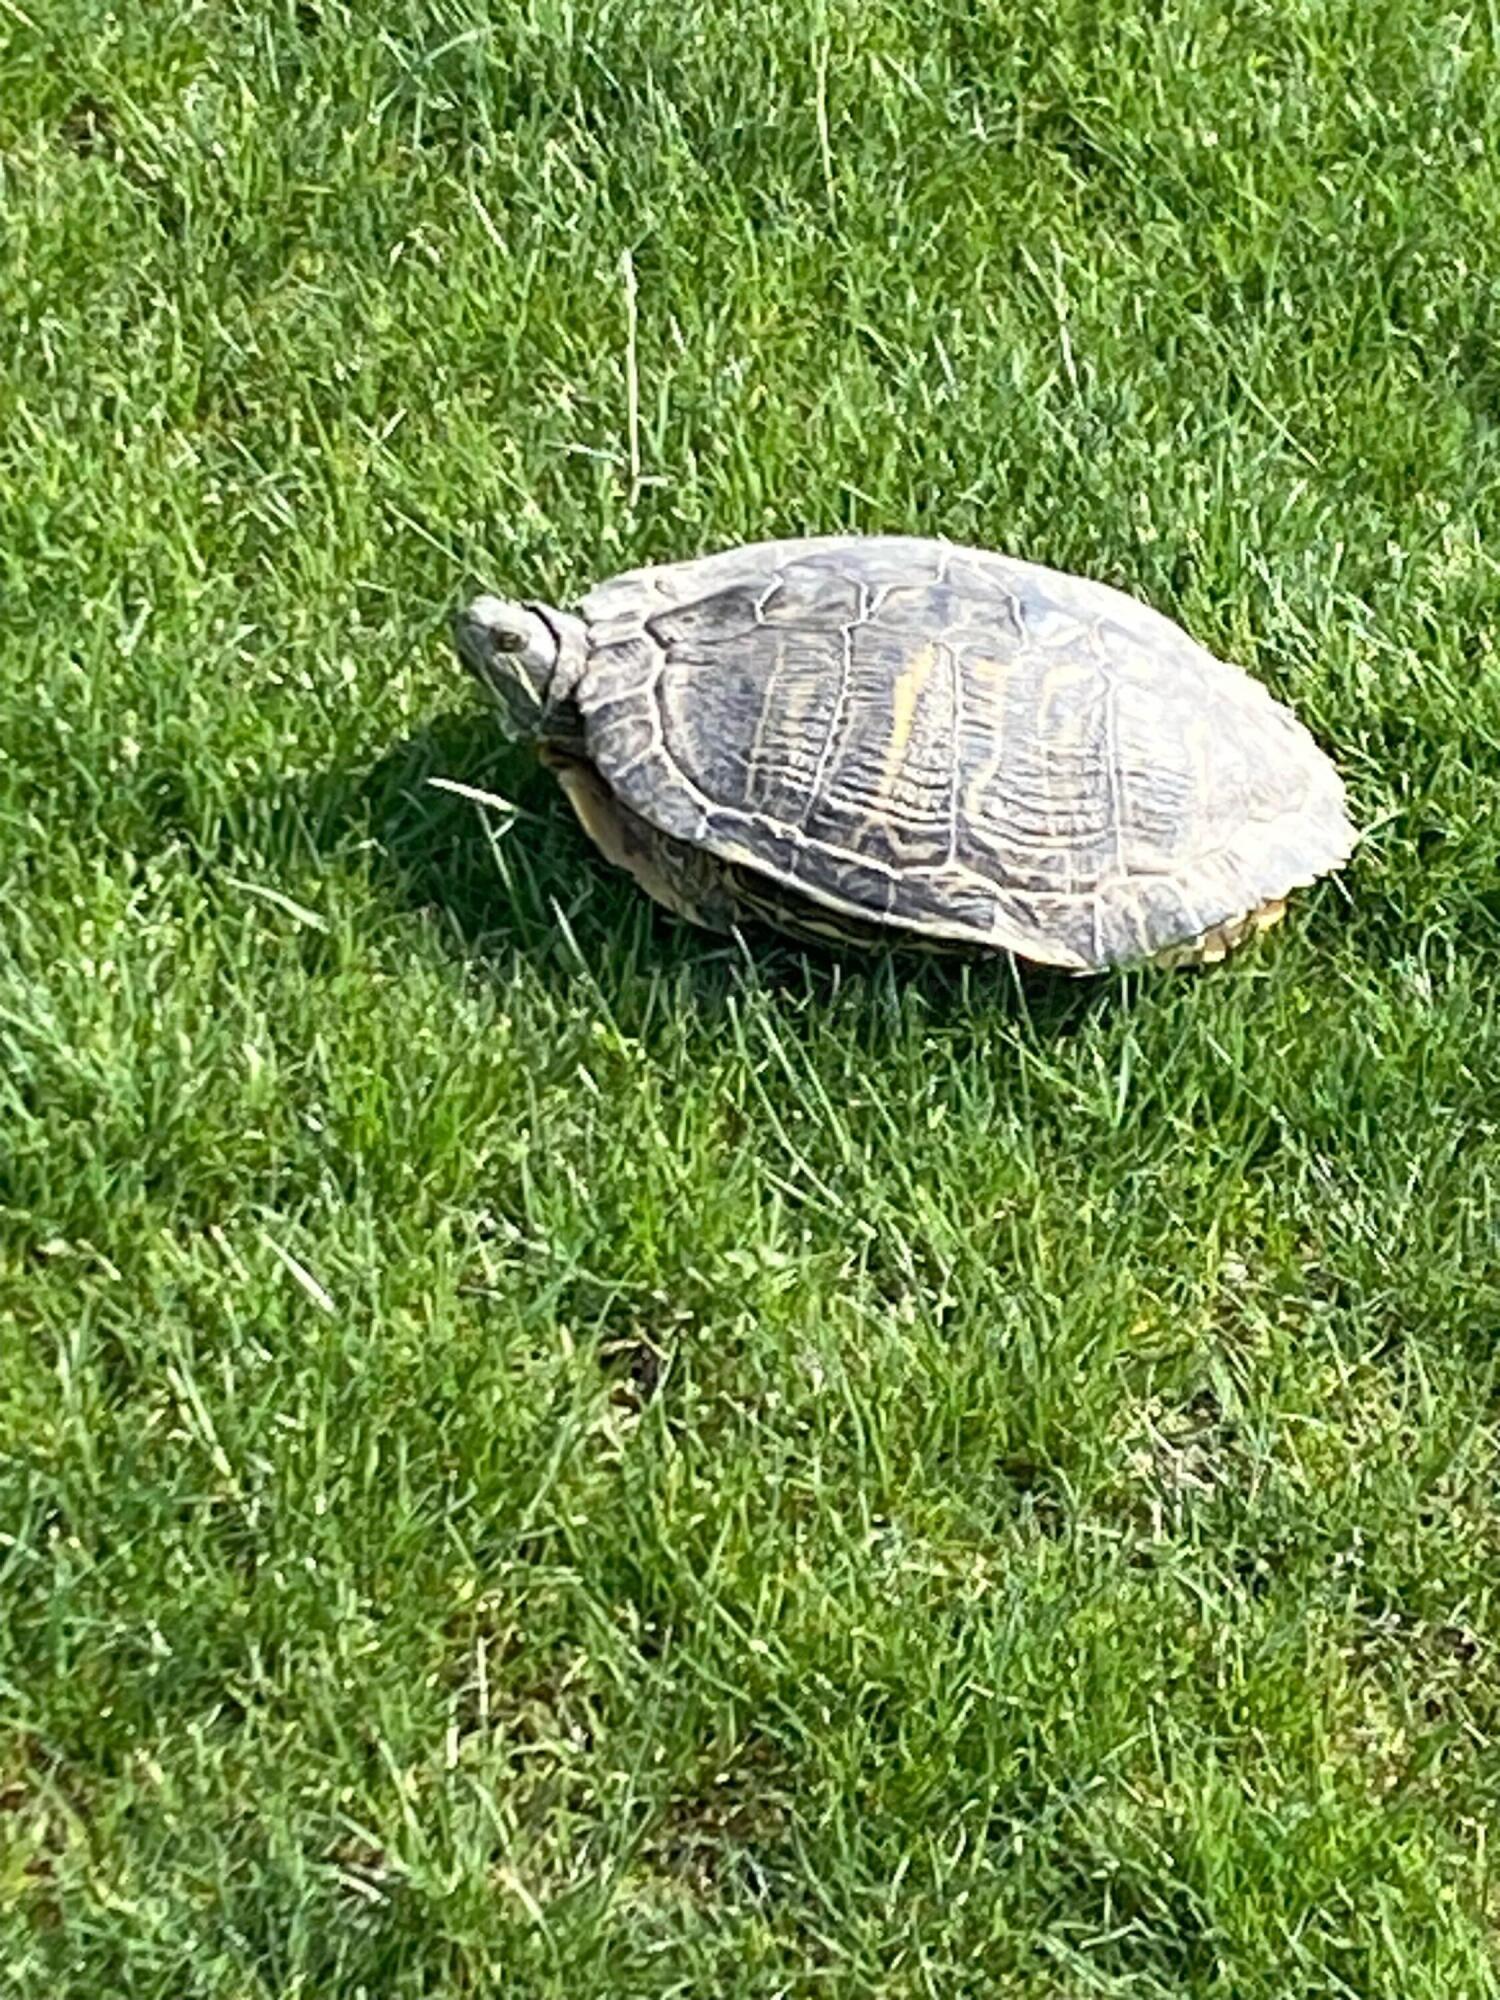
<box><xmin>760</xmin><ymin>560</ymin><xmax>864</xmax><ymax>629</ymax></box>
<box><xmin>567</xmin><ymin>535</ymin><xmax>1355</xmax><ymax>968</ymax></box>
<box><xmin>648</xmin><ymin>585</ymin><xmax>765</xmax><ymax>647</ymax></box>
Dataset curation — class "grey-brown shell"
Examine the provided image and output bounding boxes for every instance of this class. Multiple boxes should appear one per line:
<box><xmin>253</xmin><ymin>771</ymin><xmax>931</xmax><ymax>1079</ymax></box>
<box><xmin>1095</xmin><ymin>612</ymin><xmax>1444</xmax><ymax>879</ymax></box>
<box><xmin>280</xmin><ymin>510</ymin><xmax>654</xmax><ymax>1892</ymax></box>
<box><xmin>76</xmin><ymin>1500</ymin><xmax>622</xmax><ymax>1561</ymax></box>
<box><xmin>571</xmin><ymin>535</ymin><xmax>1354</xmax><ymax>969</ymax></box>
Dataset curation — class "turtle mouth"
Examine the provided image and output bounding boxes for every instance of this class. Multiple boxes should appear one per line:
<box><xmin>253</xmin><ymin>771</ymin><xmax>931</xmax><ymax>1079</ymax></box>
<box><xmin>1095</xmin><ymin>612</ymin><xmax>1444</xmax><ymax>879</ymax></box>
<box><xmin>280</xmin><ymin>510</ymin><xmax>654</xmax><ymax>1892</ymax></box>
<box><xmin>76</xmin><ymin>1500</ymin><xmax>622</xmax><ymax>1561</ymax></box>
<box><xmin>452</xmin><ymin>603</ymin><xmax>501</xmax><ymax>687</ymax></box>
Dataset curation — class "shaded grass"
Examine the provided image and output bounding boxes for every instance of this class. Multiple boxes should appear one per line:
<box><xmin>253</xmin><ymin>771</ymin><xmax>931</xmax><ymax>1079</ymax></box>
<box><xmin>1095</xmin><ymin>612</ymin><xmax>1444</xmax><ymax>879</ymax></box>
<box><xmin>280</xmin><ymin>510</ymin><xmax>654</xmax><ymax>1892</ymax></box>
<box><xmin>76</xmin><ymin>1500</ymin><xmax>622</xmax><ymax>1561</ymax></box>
<box><xmin>4</xmin><ymin>0</ymin><xmax>1500</xmax><ymax>1992</ymax></box>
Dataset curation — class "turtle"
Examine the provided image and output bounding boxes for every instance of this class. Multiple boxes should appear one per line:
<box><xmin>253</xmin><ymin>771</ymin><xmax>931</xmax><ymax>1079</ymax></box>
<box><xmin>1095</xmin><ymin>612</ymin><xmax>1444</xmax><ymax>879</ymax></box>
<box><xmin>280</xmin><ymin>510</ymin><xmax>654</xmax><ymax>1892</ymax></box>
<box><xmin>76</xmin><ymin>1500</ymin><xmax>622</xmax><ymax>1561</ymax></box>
<box><xmin>452</xmin><ymin>535</ymin><xmax>1355</xmax><ymax>969</ymax></box>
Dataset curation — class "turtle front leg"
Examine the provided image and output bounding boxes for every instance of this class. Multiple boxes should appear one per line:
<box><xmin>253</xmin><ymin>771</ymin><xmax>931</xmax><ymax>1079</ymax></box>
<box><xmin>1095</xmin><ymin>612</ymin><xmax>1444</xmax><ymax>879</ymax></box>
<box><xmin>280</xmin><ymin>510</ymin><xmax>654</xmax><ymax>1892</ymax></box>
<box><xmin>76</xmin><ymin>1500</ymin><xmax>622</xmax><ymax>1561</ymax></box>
<box><xmin>541</xmin><ymin>750</ymin><xmax>742</xmax><ymax>931</ymax></box>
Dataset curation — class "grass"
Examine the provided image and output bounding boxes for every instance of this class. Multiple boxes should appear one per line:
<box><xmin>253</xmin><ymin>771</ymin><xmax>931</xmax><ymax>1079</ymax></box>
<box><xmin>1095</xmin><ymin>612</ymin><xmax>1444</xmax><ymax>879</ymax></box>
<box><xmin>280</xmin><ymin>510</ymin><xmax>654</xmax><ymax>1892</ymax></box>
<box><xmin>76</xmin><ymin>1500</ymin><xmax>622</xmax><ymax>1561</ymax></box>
<box><xmin>3</xmin><ymin>0</ymin><xmax>1500</xmax><ymax>1991</ymax></box>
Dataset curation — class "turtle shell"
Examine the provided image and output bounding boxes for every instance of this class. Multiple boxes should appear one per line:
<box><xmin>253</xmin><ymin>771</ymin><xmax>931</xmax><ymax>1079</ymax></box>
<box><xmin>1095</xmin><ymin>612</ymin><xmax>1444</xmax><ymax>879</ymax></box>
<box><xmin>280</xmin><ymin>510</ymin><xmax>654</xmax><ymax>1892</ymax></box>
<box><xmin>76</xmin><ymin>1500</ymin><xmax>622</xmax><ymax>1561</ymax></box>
<box><xmin>571</xmin><ymin>535</ymin><xmax>1354</xmax><ymax>969</ymax></box>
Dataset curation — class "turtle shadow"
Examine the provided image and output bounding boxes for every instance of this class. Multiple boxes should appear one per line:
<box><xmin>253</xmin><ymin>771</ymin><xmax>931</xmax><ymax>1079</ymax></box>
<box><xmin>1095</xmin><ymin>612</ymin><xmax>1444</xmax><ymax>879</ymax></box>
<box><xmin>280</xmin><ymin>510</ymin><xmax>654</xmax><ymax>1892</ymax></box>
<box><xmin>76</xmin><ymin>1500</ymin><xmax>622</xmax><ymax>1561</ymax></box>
<box><xmin>276</xmin><ymin>707</ymin><xmax>1121</xmax><ymax>1037</ymax></box>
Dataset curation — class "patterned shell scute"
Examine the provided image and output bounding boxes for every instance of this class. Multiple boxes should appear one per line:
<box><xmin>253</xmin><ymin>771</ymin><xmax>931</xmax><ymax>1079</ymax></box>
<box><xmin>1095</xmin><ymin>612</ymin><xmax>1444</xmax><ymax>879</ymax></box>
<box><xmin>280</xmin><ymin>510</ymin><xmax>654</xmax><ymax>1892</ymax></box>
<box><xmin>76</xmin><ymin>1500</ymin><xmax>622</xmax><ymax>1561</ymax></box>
<box><xmin>577</xmin><ymin>536</ymin><xmax>1354</xmax><ymax>967</ymax></box>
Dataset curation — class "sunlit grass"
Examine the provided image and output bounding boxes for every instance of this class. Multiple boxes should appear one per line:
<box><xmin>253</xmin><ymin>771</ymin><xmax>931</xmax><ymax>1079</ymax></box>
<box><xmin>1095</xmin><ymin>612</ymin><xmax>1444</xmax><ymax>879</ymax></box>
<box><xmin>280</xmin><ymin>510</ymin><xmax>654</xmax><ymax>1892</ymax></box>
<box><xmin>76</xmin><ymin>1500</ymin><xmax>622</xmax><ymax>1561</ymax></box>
<box><xmin>3</xmin><ymin>2</ymin><xmax>1499</xmax><ymax>1993</ymax></box>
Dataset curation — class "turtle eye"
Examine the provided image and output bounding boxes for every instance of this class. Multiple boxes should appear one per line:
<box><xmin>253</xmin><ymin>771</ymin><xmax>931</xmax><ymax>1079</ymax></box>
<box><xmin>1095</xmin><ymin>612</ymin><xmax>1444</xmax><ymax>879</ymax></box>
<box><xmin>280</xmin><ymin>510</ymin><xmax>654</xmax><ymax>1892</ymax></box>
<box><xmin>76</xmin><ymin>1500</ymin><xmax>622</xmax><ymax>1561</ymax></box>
<box><xmin>491</xmin><ymin>628</ymin><xmax>526</xmax><ymax>655</ymax></box>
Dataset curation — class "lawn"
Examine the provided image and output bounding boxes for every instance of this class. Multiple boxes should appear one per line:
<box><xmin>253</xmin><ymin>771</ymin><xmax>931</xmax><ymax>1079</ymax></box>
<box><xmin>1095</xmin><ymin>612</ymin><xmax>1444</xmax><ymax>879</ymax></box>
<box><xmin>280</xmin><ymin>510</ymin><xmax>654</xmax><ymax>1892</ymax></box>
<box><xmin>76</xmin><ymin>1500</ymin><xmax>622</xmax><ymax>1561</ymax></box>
<box><xmin>4</xmin><ymin>1</ymin><xmax>1500</xmax><ymax>1992</ymax></box>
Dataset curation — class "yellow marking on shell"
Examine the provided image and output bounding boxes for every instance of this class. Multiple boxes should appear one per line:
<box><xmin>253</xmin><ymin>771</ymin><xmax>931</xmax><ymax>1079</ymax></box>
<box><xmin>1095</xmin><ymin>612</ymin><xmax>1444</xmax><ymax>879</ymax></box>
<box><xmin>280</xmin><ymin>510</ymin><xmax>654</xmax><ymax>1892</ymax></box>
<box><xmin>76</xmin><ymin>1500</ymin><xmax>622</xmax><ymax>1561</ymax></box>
<box><xmin>960</xmin><ymin>653</ymin><xmax>1011</xmax><ymax>825</ymax></box>
<box><xmin>1035</xmin><ymin>655</ymin><xmax>1104</xmax><ymax>745</ymax></box>
<box><xmin>743</xmin><ymin>635</ymin><xmax>785</xmax><ymax>803</ymax></box>
<box><xmin>880</xmin><ymin>642</ymin><xmax>938</xmax><ymax>794</ymax></box>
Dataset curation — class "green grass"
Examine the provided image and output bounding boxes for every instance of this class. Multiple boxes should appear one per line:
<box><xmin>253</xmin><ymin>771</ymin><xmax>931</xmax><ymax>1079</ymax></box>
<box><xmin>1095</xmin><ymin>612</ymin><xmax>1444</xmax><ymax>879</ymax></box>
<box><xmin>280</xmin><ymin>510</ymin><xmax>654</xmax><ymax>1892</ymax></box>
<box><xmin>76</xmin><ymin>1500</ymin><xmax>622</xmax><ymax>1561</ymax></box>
<box><xmin>4</xmin><ymin>0</ymin><xmax>1500</xmax><ymax>1992</ymax></box>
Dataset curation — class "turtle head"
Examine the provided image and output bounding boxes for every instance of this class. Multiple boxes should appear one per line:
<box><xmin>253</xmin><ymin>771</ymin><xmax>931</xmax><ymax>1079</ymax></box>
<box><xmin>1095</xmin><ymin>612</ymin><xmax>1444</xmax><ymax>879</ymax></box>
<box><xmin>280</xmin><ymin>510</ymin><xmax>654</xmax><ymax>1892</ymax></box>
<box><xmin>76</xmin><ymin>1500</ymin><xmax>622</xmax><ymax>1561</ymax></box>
<box><xmin>454</xmin><ymin>595</ymin><xmax>561</xmax><ymax>742</ymax></box>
